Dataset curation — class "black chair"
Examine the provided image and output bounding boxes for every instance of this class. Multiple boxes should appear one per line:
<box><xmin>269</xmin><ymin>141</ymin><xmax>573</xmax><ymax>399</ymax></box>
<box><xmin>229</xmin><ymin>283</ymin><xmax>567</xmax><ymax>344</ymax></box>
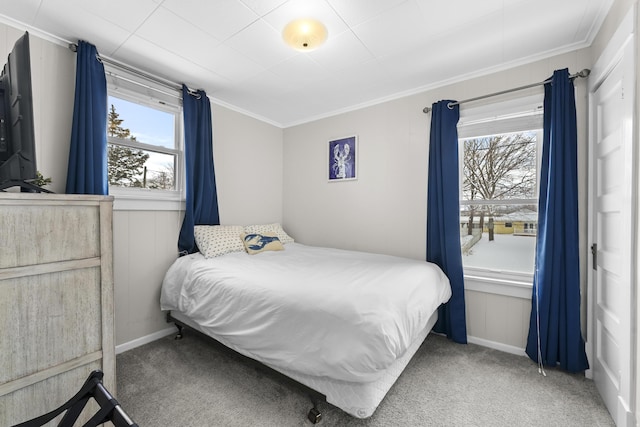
<box><xmin>12</xmin><ymin>370</ymin><xmax>138</xmax><ymax>427</ymax></box>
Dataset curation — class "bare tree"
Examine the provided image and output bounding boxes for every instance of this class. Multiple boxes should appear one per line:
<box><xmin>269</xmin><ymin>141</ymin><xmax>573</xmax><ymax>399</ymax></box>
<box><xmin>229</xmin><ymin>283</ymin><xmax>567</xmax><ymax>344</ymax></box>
<box><xmin>462</xmin><ymin>132</ymin><xmax>537</xmax><ymax>239</ymax></box>
<box><xmin>147</xmin><ymin>162</ymin><xmax>175</xmax><ymax>190</ymax></box>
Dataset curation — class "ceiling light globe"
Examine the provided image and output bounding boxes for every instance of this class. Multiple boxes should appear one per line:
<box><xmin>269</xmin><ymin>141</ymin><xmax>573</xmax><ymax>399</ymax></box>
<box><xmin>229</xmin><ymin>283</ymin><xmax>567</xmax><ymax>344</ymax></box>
<box><xmin>282</xmin><ymin>19</ymin><xmax>327</xmax><ymax>52</ymax></box>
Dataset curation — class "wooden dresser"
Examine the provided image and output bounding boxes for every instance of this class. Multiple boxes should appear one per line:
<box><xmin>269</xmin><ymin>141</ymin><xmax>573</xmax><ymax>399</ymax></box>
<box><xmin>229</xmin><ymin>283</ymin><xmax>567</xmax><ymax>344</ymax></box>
<box><xmin>0</xmin><ymin>193</ymin><xmax>115</xmax><ymax>426</ymax></box>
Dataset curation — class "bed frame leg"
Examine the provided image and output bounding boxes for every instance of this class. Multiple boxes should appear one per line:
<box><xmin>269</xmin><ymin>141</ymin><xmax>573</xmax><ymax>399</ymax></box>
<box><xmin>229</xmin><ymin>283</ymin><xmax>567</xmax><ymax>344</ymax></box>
<box><xmin>307</xmin><ymin>396</ymin><xmax>322</xmax><ymax>424</ymax></box>
<box><xmin>173</xmin><ymin>323</ymin><xmax>183</xmax><ymax>340</ymax></box>
<box><xmin>166</xmin><ymin>312</ymin><xmax>184</xmax><ymax>340</ymax></box>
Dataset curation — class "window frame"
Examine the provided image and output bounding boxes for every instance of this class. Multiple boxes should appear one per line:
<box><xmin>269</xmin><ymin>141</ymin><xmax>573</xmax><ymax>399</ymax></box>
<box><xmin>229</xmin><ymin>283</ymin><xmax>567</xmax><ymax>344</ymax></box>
<box><xmin>104</xmin><ymin>66</ymin><xmax>185</xmax><ymax>211</ymax></box>
<box><xmin>457</xmin><ymin>95</ymin><xmax>544</xmax><ymax>296</ymax></box>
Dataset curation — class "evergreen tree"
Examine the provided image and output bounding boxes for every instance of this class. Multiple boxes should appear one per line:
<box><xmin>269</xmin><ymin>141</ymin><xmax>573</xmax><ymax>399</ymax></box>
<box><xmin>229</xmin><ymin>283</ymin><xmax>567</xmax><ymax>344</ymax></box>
<box><xmin>107</xmin><ymin>104</ymin><xmax>149</xmax><ymax>187</ymax></box>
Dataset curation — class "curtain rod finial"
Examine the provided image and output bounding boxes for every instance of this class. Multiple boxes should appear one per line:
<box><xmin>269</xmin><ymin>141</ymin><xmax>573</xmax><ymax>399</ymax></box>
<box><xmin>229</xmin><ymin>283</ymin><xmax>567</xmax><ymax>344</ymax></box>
<box><xmin>423</xmin><ymin>106</ymin><xmax>431</xmax><ymax>114</ymax></box>
<box><xmin>578</xmin><ymin>69</ymin><xmax>591</xmax><ymax>78</ymax></box>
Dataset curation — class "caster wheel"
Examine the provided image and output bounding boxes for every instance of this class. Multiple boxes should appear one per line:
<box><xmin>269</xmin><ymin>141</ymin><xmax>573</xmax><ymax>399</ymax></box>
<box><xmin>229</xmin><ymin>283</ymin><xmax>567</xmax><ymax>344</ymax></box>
<box><xmin>307</xmin><ymin>407</ymin><xmax>322</xmax><ymax>424</ymax></box>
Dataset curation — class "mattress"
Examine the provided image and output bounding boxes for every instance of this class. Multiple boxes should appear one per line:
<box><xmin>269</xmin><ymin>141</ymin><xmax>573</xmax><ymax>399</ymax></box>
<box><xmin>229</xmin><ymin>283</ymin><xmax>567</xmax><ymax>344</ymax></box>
<box><xmin>161</xmin><ymin>243</ymin><xmax>451</xmax><ymax>417</ymax></box>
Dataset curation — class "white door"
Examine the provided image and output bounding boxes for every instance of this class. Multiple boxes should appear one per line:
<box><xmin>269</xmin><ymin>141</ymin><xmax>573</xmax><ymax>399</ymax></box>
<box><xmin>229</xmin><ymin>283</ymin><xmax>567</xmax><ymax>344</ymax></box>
<box><xmin>587</xmin><ymin>10</ymin><xmax>635</xmax><ymax>427</ymax></box>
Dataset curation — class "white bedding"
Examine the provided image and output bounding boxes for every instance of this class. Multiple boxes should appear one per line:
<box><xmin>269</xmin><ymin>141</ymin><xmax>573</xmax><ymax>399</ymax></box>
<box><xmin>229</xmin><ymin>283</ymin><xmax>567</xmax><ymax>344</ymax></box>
<box><xmin>160</xmin><ymin>243</ymin><xmax>451</xmax><ymax>383</ymax></box>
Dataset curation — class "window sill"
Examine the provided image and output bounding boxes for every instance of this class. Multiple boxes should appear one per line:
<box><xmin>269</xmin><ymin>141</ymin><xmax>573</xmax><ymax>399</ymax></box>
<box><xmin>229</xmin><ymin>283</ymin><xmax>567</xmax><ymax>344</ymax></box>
<box><xmin>464</xmin><ymin>267</ymin><xmax>533</xmax><ymax>299</ymax></box>
<box><xmin>110</xmin><ymin>188</ymin><xmax>185</xmax><ymax>211</ymax></box>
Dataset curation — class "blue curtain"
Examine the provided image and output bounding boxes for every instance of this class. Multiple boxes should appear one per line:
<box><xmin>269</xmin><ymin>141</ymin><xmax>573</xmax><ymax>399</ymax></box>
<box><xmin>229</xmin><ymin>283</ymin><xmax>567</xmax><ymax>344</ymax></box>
<box><xmin>526</xmin><ymin>69</ymin><xmax>589</xmax><ymax>372</ymax></box>
<box><xmin>65</xmin><ymin>41</ymin><xmax>108</xmax><ymax>195</ymax></box>
<box><xmin>427</xmin><ymin>100</ymin><xmax>467</xmax><ymax>344</ymax></box>
<box><xmin>178</xmin><ymin>86</ymin><xmax>220</xmax><ymax>254</ymax></box>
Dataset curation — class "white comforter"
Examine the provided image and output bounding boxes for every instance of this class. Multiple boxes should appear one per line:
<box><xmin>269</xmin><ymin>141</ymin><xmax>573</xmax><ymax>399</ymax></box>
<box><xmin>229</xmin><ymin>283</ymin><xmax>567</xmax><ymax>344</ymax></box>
<box><xmin>160</xmin><ymin>243</ymin><xmax>451</xmax><ymax>382</ymax></box>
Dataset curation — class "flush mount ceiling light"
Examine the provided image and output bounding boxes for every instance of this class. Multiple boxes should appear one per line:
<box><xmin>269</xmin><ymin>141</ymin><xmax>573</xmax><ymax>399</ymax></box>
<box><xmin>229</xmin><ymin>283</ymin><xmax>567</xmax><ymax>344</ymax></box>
<box><xmin>282</xmin><ymin>18</ymin><xmax>327</xmax><ymax>52</ymax></box>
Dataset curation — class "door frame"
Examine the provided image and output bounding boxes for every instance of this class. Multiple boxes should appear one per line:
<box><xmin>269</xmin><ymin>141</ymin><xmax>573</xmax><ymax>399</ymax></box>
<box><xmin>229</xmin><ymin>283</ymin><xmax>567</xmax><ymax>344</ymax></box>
<box><xmin>586</xmin><ymin>5</ymin><xmax>637</xmax><ymax>426</ymax></box>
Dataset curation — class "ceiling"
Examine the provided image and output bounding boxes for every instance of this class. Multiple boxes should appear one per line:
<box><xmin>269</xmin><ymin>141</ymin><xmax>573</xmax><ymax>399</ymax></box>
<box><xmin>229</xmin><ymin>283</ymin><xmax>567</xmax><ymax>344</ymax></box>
<box><xmin>0</xmin><ymin>0</ymin><xmax>613</xmax><ymax>127</ymax></box>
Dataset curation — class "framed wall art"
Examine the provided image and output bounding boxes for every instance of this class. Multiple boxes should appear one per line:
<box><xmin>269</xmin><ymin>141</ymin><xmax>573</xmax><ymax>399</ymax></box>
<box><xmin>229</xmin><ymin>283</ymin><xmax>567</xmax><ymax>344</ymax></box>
<box><xmin>328</xmin><ymin>135</ymin><xmax>357</xmax><ymax>182</ymax></box>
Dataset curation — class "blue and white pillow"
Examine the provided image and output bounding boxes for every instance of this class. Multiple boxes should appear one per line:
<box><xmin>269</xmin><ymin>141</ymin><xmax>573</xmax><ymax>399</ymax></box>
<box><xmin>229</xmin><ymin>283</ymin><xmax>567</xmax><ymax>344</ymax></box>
<box><xmin>244</xmin><ymin>223</ymin><xmax>294</xmax><ymax>244</ymax></box>
<box><xmin>241</xmin><ymin>232</ymin><xmax>284</xmax><ymax>255</ymax></box>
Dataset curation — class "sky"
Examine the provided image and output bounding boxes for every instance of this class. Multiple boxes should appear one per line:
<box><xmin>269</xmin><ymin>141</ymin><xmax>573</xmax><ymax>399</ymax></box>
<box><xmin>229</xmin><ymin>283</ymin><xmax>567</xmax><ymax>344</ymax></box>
<box><xmin>108</xmin><ymin>95</ymin><xmax>176</xmax><ymax>182</ymax></box>
<box><xmin>108</xmin><ymin>96</ymin><xmax>174</xmax><ymax>148</ymax></box>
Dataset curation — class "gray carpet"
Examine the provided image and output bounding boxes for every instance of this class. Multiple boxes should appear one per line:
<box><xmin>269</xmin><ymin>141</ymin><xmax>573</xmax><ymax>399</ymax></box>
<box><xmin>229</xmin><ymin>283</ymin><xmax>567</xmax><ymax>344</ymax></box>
<box><xmin>116</xmin><ymin>330</ymin><xmax>614</xmax><ymax>426</ymax></box>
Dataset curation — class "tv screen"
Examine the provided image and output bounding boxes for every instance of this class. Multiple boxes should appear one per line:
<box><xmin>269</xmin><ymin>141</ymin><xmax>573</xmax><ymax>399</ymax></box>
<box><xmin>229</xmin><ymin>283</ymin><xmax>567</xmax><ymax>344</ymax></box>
<box><xmin>0</xmin><ymin>31</ymin><xmax>45</xmax><ymax>192</ymax></box>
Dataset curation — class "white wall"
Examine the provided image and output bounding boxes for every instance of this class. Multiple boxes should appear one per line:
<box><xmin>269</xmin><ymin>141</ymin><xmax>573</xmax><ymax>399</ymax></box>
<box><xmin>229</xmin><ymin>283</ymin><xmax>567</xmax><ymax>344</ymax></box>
<box><xmin>283</xmin><ymin>48</ymin><xmax>591</xmax><ymax>352</ymax></box>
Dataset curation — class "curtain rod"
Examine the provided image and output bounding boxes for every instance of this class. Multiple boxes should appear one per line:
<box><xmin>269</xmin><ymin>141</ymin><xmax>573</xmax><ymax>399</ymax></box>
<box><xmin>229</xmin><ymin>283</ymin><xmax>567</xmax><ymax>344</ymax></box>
<box><xmin>422</xmin><ymin>69</ymin><xmax>591</xmax><ymax>114</ymax></box>
<box><xmin>68</xmin><ymin>42</ymin><xmax>201</xmax><ymax>98</ymax></box>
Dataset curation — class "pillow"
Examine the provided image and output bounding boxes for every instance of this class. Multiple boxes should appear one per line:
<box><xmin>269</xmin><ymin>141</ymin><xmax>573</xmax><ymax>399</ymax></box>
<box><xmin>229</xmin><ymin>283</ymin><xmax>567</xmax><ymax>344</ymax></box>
<box><xmin>244</xmin><ymin>223</ymin><xmax>294</xmax><ymax>244</ymax></box>
<box><xmin>241</xmin><ymin>232</ymin><xmax>284</xmax><ymax>255</ymax></box>
<box><xmin>194</xmin><ymin>225</ymin><xmax>245</xmax><ymax>258</ymax></box>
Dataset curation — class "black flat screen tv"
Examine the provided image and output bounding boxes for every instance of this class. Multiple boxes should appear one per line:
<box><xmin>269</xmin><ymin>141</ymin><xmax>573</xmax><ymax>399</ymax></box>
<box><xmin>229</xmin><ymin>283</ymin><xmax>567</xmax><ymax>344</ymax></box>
<box><xmin>0</xmin><ymin>31</ymin><xmax>46</xmax><ymax>192</ymax></box>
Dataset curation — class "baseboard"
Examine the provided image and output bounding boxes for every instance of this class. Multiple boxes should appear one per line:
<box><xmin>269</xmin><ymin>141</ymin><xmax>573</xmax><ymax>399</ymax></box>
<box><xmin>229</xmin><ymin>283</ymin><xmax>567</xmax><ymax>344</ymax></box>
<box><xmin>467</xmin><ymin>335</ymin><xmax>527</xmax><ymax>357</ymax></box>
<box><xmin>115</xmin><ymin>327</ymin><xmax>176</xmax><ymax>355</ymax></box>
<box><xmin>117</xmin><ymin>329</ymin><xmax>526</xmax><ymax>358</ymax></box>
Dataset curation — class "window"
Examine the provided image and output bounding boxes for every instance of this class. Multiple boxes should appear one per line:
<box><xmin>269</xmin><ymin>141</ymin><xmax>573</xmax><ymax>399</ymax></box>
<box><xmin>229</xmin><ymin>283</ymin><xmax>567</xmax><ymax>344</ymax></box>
<box><xmin>107</xmin><ymin>96</ymin><xmax>178</xmax><ymax>190</ymax></box>
<box><xmin>458</xmin><ymin>97</ymin><xmax>543</xmax><ymax>279</ymax></box>
<box><xmin>105</xmin><ymin>65</ymin><xmax>183</xmax><ymax>209</ymax></box>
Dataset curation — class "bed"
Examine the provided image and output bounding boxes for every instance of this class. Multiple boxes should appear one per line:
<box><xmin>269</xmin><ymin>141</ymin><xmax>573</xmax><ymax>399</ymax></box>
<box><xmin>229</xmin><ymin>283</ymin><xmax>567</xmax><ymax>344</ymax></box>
<box><xmin>160</xmin><ymin>224</ymin><xmax>451</xmax><ymax>421</ymax></box>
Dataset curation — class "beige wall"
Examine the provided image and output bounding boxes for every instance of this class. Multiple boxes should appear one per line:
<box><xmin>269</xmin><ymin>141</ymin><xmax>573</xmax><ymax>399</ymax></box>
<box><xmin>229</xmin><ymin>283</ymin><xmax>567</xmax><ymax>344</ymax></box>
<box><xmin>591</xmin><ymin>0</ymin><xmax>636</xmax><ymax>61</ymax></box>
<box><xmin>212</xmin><ymin>104</ymin><xmax>284</xmax><ymax>225</ymax></box>
<box><xmin>283</xmin><ymin>98</ymin><xmax>428</xmax><ymax>260</ymax></box>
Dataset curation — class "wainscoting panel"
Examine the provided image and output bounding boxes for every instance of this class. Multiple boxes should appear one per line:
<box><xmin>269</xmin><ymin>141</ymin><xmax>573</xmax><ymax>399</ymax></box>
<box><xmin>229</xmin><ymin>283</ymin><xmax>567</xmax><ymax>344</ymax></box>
<box><xmin>465</xmin><ymin>289</ymin><xmax>531</xmax><ymax>354</ymax></box>
<box><xmin>113</xmin><ymin>209</ymin><xmax>182</xmax><ymax>346</ymax></box>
